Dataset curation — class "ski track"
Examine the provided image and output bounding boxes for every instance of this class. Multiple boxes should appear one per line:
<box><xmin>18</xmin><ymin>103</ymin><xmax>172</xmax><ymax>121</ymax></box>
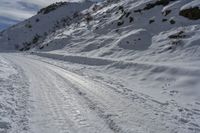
<box><xmin>1</xmin><ymin>53</ymin><xmax>200</xmax><ymax>133</ymax></box>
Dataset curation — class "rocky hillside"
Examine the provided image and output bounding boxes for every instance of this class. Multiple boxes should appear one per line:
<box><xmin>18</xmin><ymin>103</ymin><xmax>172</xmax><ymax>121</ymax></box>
<box><xmin>0</xmin><ymin>0</ymin><xmax>200</xmax><ymax>63</ymax></box>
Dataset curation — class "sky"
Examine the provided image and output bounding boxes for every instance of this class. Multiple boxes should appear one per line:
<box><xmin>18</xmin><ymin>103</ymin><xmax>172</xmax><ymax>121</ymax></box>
<box><xmin>0</xmin><ymin>0</ymin><xmax>86</xmax><ymax>31</ymax></box>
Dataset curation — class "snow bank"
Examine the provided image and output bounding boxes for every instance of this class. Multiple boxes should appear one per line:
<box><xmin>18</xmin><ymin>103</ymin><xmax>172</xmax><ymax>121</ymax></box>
<box><xmin>33</xmin><ymin>52</ymin><xmax>114</xmax><ymax>66</ymax></box>
<box><xmin>0</xmin><ymin>56</ymin><xmax>29</xmax><ymax>133</ymax></box>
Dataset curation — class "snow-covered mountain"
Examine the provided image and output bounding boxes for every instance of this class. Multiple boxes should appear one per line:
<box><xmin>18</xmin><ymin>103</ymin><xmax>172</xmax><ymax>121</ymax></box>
<box><xmin>1</xmin><ymin>0</ymin><xmax>200</xmax><ymax>132</ymax></box>
<box><xmin>0</xmin><ymin>0</ymin><xmax>94</xmax><ymax>50</ymax></box>
<box><xmin>0</xmin><ymin>0</ymin><xmax>199</xmax><ymax>61</ymax></box>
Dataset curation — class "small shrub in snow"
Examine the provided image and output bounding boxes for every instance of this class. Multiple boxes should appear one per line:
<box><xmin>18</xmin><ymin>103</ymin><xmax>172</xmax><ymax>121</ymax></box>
<box><xmin>73</xmin><ymin>12</ymin><xmax>79</xmax><ymax>18</ymax></box>
<box><xmin>169</xmin><ymin>19</ymin><xmax>176</xmax><ymax>24</ymax></box>
<box><xmin>125</xmin><ymin>12</ymin><xmax>131</xmax><ymax>18</ymax></box>
<box><xmin>179</xmin><ymin>7</ymin><xmax>200</xmax><ymax>20</ymax></box>
<box><xmin>32</xmin><ymin>34</ymin><xmax>40</xmax><ymax>44</ymax></box>
<box><xmin>19</xmin><ymin>48</ymin><xmax>24</xmax><ymax>51</ymax></box>
<box><xmin>168</xmin><ymin>31</ymin><xmax>186</xmax><ymax>39</ymax></box>
<box><xmin>149</xmin><ymin>19</ymin><xmax>155</xmax><ymax>24</ymax></box>
<box><xmin>163</xmin><ymin>10</ymin><xmax>171</xmax><ymax>16</ymax></box>
<box><xmin>171</xmin><ymin>40</ymin><xmax>182</xmax><ymax>46</ymax></box>
<box><xmin>91</xmin><ymin>4</ymin><xmax>102</xmax><ymax>12</ymax></box>
<box><xmin>129</xmin><ymin>17</ymin><xmax>134</xmax><ymax>23</ymax></box>
<box><xmin>119</xmin><ymin>6</ymin><xmax>124</xmax><ymax>12</ymax></box>
<box><xmin>166</xmin><ymin>40</ymin><xmax>182</xmax><ymax>51</ymax></box>
<box><xmin>84</xmin><ymin>13</ymin><xmax>93</xmax><ymax>24</ymax></box>
<box><xmin>20</xmin><ymin>42</ymin><xmax>32</xmax><ymax>51</ymax></box>
<box><xmin>162</xmin><ymin>18</ymin><xmax>168</xmax><ymax>22</ymax></box>
<box><xmin>25</xmin><ymin>23</ymin><xmax>32</xmax><ymax>28</ymax></box>
<box><xmin>117</xmin><ymin>21</ymin><xmax>124</xmax><ymax>26</ymax></box>
<box><xmin>167</xmin><ymin>30</ymin><xmax>185</xmax><ymax>51</ymax></box>
<box><xmin>39</xmin><ymin>46</ymin><xmax>44</xmax><ymax>49</ymax></box>
<box><xmin>134</xmin><ymin>9</ymin><xmax>142</xmax><ymax>13</ymax></box>
<box><xmin>118</xmin><ymin>9</ymin><xmax>131</xmax><ymax>20</ymax></box>
<box><xmin>35</xmin><ymin>18</ymin><xmax>40</xmax><ymax>22</ymax></box>
<box><xmin>23</xmin><ymin>42</ymin><xmax>31</xmax><ymax>47</ymax></box>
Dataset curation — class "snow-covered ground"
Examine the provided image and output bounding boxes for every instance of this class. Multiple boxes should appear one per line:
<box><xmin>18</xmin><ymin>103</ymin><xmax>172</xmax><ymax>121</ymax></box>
<box><xmin>0</xmin><ymin>0</ymin><xmax>200</xmax><ymax>132</ymax></box>
<box><xmin>0</xmin><ymin>53</ymin><xmax>199</xmax><ymax>133</ymax></box>
<box><xmin>0</xmin><ymin>55</ymin><xmax>29</xmax><ymax>133</ymax></box>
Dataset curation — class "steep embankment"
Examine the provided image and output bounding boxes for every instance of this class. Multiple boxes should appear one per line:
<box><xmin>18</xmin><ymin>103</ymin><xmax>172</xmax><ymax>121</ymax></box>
<box><xmin>28</xmin><ymin>0</ymin><xmax>200</xmax><ymax>62</ymax></box>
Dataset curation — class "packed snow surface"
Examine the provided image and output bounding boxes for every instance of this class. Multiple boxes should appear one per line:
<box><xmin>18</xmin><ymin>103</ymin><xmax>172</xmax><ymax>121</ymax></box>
<box><xmin>0</xmin><ymin>53</ymin><xmax>200</xmax><ymax>133</ymax></box>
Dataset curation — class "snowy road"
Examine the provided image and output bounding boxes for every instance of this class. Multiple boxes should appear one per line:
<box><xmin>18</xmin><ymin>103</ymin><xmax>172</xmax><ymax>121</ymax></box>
<box><xmin>1</xmin><ymin>53</ymin><xmax>200</xmax><ymax>133</ymax></box>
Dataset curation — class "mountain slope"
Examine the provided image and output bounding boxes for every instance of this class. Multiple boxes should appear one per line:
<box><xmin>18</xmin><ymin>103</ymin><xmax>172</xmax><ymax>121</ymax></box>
<box><xmin>1</xmin><ymin>0</ymin><xmax>199</xmax><ymax>62</ymax></box>
<box><xmin>0</xmin><ymin>0</ymin><xmax>93</xmax><ymax>50</ymax></box>
<box><xmin>36</xmin><ymin>0</ymin><xmax>200</xmax><ymax>62</ymax></box>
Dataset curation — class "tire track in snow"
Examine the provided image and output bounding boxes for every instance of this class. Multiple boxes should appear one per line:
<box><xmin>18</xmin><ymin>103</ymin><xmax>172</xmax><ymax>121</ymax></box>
<box><xmin>52</xmin><ymin>73</ymin><xmax>124</xmax><ymax>133</ymax></box>
<box><xmin>43</xmin><ymin>57</ymin><xmax>200</xmax><ymax>133</ymax></box>
<box><xmin>4</xmin><ymin>54</ymin><xmax>113</xmax><ymax>133</ymax></box>
<box><xmin>45</xmin><ymin>62</ymin><xmax>174</xmax><ymax>133</ymax></box>
<box><xmin>4</xmin><ymin>53</ymin><xmax>200</xmax><ymax>133</ymax></box>
<box><xmin>30</xmin><ymin>52</ymin><xmax>200</xmax><ymax>133</ymax></box>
